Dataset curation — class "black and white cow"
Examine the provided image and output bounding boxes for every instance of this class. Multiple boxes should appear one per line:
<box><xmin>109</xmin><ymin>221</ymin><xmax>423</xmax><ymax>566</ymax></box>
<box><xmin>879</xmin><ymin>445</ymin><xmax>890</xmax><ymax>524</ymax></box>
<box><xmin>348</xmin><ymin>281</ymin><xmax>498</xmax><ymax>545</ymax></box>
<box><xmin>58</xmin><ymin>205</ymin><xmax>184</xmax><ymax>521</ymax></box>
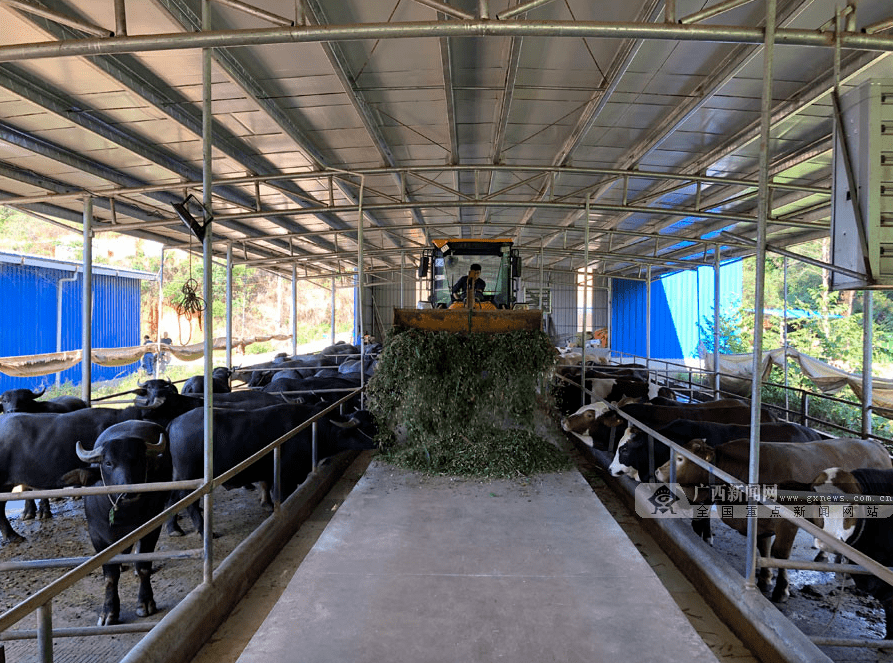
<box><xmin>809</xmin><ymin>467</ymin><xmax>893</xmax><ymax>639</ymax></box>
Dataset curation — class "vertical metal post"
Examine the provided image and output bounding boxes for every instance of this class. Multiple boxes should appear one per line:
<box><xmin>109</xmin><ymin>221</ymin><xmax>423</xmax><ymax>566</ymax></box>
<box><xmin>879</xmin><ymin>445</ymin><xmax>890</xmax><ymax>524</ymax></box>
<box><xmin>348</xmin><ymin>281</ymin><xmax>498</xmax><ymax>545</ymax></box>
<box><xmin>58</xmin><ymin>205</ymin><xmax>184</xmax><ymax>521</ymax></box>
<box><xmin>783</xmin><ymin>256</ymin><xmax>789</xmax><ymax>413</ymax></box>
<box><xmin>539</xmin><ymin>241</ymin><xmax>545</xmax><ymax>306</ymax></box>
<box><xmin>745</xmin><ymin>0</ymin><xmax>776</xmax><ymax>590</ymax></box>
<box><xmin>607</xmin><ymin>278</ymin><xmax>613</xmax><ymax>358</ymax></box>
<box><xmin>863</xmin><ymin>290</ymin><xmax>874</xmax><ymax>437</ymax></box>
<box><xmin>357</xmin><ymin>212</ymin><xmax>364</xmax><ymax>346</ymax></box>
<box><xmin>331</xmin><ymin>276</ymin><xmax>336</xmax><ymax>345</ymax></box>
<box><xmin>291</xmin><ymin>264</ymin><xmax>298</xmax><ymax>357</ymax></box>
<box><xmin>113</xmin><ymin>0</ymin><xmax>127</xmax><ymax>36</ymax></box>
<box><xmin>646</xmin><ymin>265</ymin><xmax>652</xmax><ymax>373</ymax></box>
<box><xmin>356</xmin><ymin>175</ymin><xmax>366</xmax><ymax>407</ymax></box>
<box><xmin>157</xmin><ymin>248</ymin><xmax>165</xmax><ymax>377</ymax></box>
<box><xmin>713</xmin><ymin>245</ymin><xmax>721</xmax><ymax>399</ymax></box>
<box><xmin>226</xmin><ymin>243</ymin><xmax>233</xmax><ymax>369</ymax></box>
<box><xmin>37</xmin><ymin>602</ymin><xmax>52</xmax><ymax>663</ymax></box>
<box><xmin>56</xmin><ymin>270</ymin><xmax>78</xmax><ymax>388</ymax></box>
<box><xmin>81</xmin><ymin>197</ymin><xmax>93</xmax><ymax>405</ymax></box>
<box><xmin>273</xmin><ymin>443</ymin><xmax>281</xmax><ymax>510</ymax></box>
<box><xmin>201</xmin><ymin>0</ymin><xmax>214</xmax><ymax>582</ymax></box>
<box><xmin>581</xmin><ymin>196</ymin><xmax>590</xmax><ymax>405</ymax></box>
<box><xmin>312</xmin><ymin>421</ymin><xmax>319</xmax><ymax>472</ymax></box>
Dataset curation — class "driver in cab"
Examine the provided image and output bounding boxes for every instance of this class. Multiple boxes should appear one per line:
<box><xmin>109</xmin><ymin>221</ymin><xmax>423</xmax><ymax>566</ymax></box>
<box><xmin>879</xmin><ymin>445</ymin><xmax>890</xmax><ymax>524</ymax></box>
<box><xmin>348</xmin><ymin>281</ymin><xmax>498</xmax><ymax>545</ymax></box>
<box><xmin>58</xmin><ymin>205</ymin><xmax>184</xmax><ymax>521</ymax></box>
<box><xmin>450</xmin><ymin>263</ymin><xmax>489</xmax><ymax>309</ymax></box>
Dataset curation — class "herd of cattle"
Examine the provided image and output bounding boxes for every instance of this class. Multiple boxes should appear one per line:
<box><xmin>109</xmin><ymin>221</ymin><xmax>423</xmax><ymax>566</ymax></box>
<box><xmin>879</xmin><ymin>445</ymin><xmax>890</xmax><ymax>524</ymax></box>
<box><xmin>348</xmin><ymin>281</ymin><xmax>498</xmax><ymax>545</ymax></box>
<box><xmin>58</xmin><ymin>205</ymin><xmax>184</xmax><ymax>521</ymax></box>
<box><xmin>5</xmin><ymin>342</ymin><xmax>893</xmax><ymax>641</ymax></box>
<box><xmin>0</xmin><ymin>341</ymin><xmax>378</xmax><ymax>627</ymax></box>
<box><xmin>555</xmin><ymin>361</ymin><xmax>893</xmax><ymax>640</ymax></box>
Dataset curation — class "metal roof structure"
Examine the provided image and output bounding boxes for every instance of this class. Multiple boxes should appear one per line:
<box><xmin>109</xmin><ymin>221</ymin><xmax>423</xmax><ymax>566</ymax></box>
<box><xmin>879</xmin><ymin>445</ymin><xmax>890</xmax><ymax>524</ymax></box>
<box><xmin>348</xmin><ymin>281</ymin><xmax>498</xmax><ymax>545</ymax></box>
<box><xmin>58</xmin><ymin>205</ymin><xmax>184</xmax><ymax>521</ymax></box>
<box><xmin>0</xmin><ymin>0</ymin><xmax>891</xmax><ymax>285</ymax></box>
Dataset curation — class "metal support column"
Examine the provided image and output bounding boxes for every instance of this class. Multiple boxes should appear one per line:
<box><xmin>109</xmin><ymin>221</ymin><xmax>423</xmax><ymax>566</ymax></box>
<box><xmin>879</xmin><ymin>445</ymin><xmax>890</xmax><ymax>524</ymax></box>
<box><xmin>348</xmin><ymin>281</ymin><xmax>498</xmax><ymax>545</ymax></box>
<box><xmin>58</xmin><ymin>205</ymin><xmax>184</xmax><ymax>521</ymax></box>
<box><xmin>607</xmin><ymin>278</ymin><xmax>612</xmax><ymax>357</ymax></box>
<box><xmin>225</xmin><ymin>242</ymin><xmax>233</xmax><ymax>369</ymax></box>
<box><xmin>201</xmin><ymin>0</ymin><xmax>214</xmax><ymax>582</ymax></box>
<box><xmin>646</xmin><ymin>265</ymin><xmax>652</xmax><ymax>373</ymax></box>
<box><xmin>156</xmin><ymin>248</ymin><xmax>165</xmax><ymax>378</ymax></box>
<box><xmin>581</xmin><ymin>196</ymin><xmax>590</xmax><ymax>405</ymax></box>
<box><xmin>783</xmin><ymin>256</ymin><xmax>789</xmax><ymax>412</ymax></box>
<box><xmin>37</xmin><ymin>601</ymin><xmax>51</xmax><ymax>663</ymax></box>
<box><xmin>356</xmin><ymin>173</ymin><xmax>366</xmax><ymax>405</ymax></box>
<box><xmin>863</xmin><ymin>290</ymin><xmax>874</xmax><ymax>437</ymax></box>
<box><xmin>81</xmin><ymin>197</ymin><xmax>92</xmax><ymax>405</ymax></box>
<box><xmin>745</xmin><ymin>0</ymin><xmax>776</xmax><ymax>590</ymax></box>
<box><xmin>291</xmin><ymin>264</ymin><xmax>298</xmax><ymax>357</ymax></box>
<box><xmin>539</xmin><ymin>240</ymin><xmax>545</xmax><ymax>332</ymax></box>
<box><xmin>713</xmin><ymin>244</ymin><xmax>721</xmax><ymax>399</ymax></box>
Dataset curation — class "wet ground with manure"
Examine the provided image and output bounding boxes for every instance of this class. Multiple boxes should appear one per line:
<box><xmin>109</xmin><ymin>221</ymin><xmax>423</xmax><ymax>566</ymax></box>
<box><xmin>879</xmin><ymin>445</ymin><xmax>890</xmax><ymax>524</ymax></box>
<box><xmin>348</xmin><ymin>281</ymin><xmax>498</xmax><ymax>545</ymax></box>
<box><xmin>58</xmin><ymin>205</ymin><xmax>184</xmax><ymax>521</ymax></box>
<box><xmin>707</xmin><ymin>516</ymin><xmax>893</xmax><ymax>662</ymax></box>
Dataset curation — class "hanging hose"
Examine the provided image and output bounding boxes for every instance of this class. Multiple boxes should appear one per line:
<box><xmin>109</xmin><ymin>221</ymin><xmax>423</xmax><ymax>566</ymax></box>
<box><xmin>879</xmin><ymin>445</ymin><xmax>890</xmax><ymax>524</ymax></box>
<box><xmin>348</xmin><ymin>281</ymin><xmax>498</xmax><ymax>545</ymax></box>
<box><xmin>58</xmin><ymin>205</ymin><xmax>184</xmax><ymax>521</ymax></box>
<box><xmin>174</xmin><ymin>277</ymin><xmax>206</xmax><ymax>346</ymax></box>
<box><xmin>175</xmin><ymin>278</ymin><xmax>205</xmax><ymax>322</ymax></box>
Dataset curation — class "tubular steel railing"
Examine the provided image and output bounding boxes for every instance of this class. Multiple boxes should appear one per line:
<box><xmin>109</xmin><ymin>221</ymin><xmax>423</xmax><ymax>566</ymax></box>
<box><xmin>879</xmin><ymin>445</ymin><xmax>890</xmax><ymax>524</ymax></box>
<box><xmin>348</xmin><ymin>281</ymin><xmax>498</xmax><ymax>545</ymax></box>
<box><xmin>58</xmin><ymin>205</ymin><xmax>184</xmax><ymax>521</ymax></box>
<box><xmin>601</xmin><ymin>349</ymin><xmax>893</xmax><ymax>447</ymax></box>
<box><xmin>558</xmin><ymin>359</ymin><xmax>893</xmax><ymax>649</ymax></box>
<box><xmin>0</xmin><ymin>386</ymin><xmax>362</xmax><ymax>662</ymax></box>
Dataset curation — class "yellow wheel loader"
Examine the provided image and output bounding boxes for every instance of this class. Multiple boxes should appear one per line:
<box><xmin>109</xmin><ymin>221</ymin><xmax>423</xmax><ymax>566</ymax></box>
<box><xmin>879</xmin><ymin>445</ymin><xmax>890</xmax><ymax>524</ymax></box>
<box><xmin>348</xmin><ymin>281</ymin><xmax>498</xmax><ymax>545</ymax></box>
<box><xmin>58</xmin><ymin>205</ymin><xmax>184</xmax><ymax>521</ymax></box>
<box><xmin>393</xmin><ymin>238</ymin><xmax>542</xmax><ymax>333</ymax></box>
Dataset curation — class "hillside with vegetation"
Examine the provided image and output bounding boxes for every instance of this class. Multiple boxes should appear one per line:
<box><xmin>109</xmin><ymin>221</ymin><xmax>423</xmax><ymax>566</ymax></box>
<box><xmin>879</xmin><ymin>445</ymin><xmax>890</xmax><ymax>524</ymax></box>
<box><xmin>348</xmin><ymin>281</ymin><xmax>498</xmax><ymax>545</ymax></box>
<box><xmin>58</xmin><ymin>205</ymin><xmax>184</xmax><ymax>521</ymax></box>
<box><xmin>0</xmin><ymin>207</ymin><xmax>355</xmax><ymax>352</ymax></box>
<box><xmin>700</xmin><ymin>238</ymin><xmax>893</xmax><ymax>440</ymax></box>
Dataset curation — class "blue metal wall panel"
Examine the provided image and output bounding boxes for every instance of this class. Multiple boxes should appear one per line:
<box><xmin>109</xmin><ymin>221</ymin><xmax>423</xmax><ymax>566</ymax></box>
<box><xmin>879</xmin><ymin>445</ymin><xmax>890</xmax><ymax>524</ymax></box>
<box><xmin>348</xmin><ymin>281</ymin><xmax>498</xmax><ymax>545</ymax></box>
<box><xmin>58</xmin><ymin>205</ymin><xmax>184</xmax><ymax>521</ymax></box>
<box><xmin>611</xmin><ymin>260</ymin><xmax>743</xmax><ymax>360</ymax></box>
<box><xmin>0</xmin><ymin>263</ymin><xmax>142</xmax><ymax>392</ymax></box>
<box><xmin>611</xmin><ymin>279</ymin><xmax>646</xmax><ymax>357</ymax></box>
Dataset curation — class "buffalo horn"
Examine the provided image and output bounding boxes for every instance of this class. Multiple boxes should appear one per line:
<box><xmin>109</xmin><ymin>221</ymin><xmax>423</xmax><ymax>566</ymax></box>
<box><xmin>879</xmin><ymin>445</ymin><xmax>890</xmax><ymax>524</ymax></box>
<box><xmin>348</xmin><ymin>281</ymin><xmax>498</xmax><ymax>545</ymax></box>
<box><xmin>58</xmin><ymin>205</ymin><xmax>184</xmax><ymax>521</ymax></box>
<box><xmin>140</xmin><ymin>396</ymin><xmax>165</xmax><ymax>409</ymax></box>
<box><xmin>30</xmin><ymin>386</ymin><xmax>46</xmax><ymax>398</ymax></box>
<box><xmin>331</xmin><ymin>416</ymin><xmax>360</xmax><ymax>429</ymax></box>
<box><xmin>76</xmin><ymin>441</ymin><xmax>102</xmax><ymax>463</ymax></box>
<box><xmin>145</xmin><ymin>433</ymin><xmax>168</xmax><ymax>455</ymax></box>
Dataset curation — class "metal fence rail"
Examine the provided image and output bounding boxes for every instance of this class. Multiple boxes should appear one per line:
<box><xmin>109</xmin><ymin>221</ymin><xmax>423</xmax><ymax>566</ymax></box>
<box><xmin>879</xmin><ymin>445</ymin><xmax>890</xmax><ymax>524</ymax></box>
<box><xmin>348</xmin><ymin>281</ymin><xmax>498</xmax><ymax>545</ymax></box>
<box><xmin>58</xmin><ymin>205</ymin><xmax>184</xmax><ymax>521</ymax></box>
<box><xmin>558</xmin><ymin>358</ymin><xmax>893</xmax><ymax>649</ymax></box>
<box><xmin>0</xmin><ymin>386</ymin><xmax>362</xmax><ymax>661</ymax></box>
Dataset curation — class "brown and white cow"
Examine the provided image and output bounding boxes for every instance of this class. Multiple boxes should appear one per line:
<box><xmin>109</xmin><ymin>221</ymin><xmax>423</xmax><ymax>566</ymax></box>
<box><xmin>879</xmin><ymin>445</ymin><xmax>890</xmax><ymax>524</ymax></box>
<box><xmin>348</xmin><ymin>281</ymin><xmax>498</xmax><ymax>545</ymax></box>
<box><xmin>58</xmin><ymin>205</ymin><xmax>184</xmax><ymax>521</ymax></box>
<box><xmin>655</xmin><ymin>438</ymin><xmax>893</xmax><ymax>602</ymax></box>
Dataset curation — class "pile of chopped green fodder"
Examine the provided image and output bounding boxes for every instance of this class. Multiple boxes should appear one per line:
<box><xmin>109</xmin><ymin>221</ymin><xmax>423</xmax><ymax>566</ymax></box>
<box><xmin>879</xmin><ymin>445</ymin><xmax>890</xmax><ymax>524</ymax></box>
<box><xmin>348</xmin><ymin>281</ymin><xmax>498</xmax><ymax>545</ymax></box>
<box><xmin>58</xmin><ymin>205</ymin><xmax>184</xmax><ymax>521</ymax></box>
<box><xmin>366</xmin><ymin>327</ymin><xmax>571</xmax><ymax>478</ymax></box>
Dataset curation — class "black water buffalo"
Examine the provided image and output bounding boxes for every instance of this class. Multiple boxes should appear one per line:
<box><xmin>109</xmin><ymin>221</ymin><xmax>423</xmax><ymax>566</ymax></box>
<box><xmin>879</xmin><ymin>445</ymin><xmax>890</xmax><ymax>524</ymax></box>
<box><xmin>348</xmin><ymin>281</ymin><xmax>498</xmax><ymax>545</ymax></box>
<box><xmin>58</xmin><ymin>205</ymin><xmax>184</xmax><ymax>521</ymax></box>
<box><xmin>809</xmin><ymin>467</ymin><xmax>893</xmax><ymax>638</ymax></box>
<box><xmin>0</xmin><ymin>383</ymin><xmax>205</xmax><ymax>543</ymax></box>
<box><xmin>262</xmin><ymin>375</ymin><xmax>362</xmax><ymax>408</ymax></box>
<box><xmin>181</xmin><ymin>367</ymin><xmax>233</xmax><ymax>395</ymax></box>
<box><xmin>234</xmin><ymin>353</ymin><xmax>331</xmax><ymax>388</ymax></box>
<box><xmin>656</xmin><ymin>438</ymin><xmax>893</xmax><ymax>602</ymax></box>
<box><xmin>1</xmin><ymin>387</ymin><xmax>88</xmax><ymax>413</ymax></box>
<box><xmin>75</xmin><ymin>421</ymin><xmax>171</xmax><ymax>626</ymax></box>
<box><xmin>203</xmin><ymin>390</ymin><xmax>291</xmax><ymax>408</ymax></box>
<box><xmin>0</xmin><ymin>388</ymin><xmax>87</xmax><ymax>521</ymax></box>
<box><xmin>0</xmin><ymin>408</ymin><xmax>138</xmax><ymax>543</ymax></box>
<box><xmin>165</xmin><ymin>402</ymin><xmax>377</xmax><ymax>537</ymax></box>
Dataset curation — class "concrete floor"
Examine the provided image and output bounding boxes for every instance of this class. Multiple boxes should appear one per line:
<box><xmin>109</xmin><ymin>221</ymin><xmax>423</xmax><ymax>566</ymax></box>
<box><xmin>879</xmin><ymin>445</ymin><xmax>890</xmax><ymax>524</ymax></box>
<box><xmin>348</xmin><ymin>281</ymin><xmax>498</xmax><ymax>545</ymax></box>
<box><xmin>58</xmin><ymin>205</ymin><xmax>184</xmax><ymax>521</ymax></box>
<box><xmin>225</xmin><ymin>459</ymin><xmax>722</xmax><ymax>663</ymax></box>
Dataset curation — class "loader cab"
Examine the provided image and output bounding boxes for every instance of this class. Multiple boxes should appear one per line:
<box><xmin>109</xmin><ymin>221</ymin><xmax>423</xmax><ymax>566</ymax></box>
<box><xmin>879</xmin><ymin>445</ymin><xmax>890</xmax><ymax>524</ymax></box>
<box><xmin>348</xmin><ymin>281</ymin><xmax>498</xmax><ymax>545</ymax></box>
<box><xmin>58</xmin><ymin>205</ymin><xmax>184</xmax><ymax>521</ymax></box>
<box><xmin>417</xmin><ymin>239</ymin><xmax>522</xmax><ymax>309</ymax></box>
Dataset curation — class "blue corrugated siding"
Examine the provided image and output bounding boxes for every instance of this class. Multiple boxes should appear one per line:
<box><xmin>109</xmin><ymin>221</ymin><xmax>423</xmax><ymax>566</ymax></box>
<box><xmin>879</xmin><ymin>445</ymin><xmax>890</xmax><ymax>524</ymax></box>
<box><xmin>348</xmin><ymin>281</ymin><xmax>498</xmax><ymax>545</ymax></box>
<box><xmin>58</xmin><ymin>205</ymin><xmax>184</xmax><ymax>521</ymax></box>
<box><xmin>0</xmin><ymin>263</ymin><xmax>142</xmax><ymax>392</ymax></box>
<box><xmin>611</xmin><ymin>260</ymin><xmax>743</xmax><ymax>360</ymax></box>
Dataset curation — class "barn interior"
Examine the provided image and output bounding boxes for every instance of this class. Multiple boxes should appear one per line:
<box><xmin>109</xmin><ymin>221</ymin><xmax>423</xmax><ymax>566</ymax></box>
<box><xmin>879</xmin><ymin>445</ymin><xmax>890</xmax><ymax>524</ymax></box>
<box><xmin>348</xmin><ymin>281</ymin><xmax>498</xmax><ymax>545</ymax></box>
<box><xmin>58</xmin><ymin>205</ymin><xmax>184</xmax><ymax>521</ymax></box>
<box><xmin>2</xmin><ymin>1</ymin><xmax>893</xmax><ymax>662</ymax></box>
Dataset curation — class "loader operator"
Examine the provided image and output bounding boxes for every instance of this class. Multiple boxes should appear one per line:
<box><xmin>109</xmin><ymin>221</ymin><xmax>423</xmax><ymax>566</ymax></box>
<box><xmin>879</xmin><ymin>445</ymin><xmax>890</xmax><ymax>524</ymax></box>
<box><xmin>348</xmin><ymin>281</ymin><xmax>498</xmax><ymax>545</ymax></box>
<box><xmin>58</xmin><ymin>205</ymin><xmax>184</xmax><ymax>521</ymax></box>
<box><xmin>451</xmin><ymin>263</ymin><xmax>486</xmax><ymax>306</ymax></box>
